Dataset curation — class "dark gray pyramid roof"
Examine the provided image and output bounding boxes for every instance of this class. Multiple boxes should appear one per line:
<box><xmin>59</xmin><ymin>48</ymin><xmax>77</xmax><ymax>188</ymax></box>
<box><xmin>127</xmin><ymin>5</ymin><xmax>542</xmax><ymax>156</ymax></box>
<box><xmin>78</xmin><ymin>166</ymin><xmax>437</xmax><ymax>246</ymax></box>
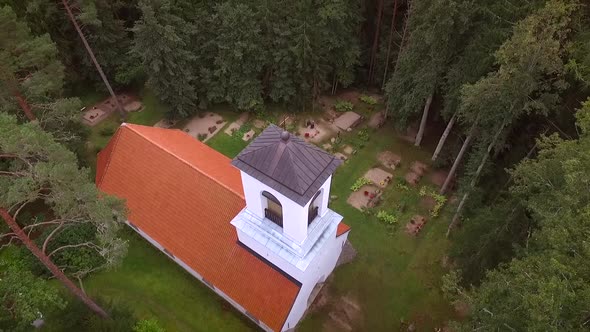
<box><xmin>232</xmin><ymin>124</ymin><xmax>342</xmax><ymax>206</ymax></box>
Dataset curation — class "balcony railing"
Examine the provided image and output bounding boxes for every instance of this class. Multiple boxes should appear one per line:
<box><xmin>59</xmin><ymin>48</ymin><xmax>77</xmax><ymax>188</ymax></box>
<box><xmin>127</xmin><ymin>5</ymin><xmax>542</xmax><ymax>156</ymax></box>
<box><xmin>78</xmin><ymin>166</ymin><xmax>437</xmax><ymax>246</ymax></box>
<box><xmin>308</xmin><ymin>206</ymin><xmax>319</xmax><ymax>225</ymax></box>
<box><xmin>264</xmin><ymin>208</ymin><xmax>283</xmax><ymax>227</ymax></box>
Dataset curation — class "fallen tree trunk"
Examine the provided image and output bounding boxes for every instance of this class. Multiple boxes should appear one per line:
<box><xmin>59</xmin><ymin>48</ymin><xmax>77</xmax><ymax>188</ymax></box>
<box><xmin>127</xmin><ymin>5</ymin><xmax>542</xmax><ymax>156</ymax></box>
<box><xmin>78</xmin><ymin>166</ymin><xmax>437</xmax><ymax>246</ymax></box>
<box><xmin>414</xmin><ymin>93</ymin><xmax>433</xmax><ymax>147</ymax></box>
<box><xmin>432</xmin><ymin>113</ymin><xmax>456</xmax><ymax>161</ymax></box>
<box><xmin>0</xmin><ymin>208</ymin><xmax>109</xmax><ymax>318</ymax></box>
<box><xmin>446</xmin><ymin>121</ymin><xmax>506</xmax><ymax>237</ymax></box>
<box><xmin>61</xmin><ymin>0</ymin><xmax>125</xmax><ymax>120</ymax></box>
<box><xmin>440</xmin><ymin>119</ymin><xmax>478</xmax><ymax>194</ymax></box>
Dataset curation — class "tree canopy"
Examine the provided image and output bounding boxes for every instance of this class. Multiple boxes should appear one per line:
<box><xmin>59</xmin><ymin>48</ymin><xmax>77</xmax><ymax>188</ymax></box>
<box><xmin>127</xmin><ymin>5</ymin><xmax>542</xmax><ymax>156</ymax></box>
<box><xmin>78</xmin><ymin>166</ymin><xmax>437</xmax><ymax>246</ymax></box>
<box><xmin>0</xmin><ymin>113</ymin><xmax>127</xmax><ymax>279</ymax></box>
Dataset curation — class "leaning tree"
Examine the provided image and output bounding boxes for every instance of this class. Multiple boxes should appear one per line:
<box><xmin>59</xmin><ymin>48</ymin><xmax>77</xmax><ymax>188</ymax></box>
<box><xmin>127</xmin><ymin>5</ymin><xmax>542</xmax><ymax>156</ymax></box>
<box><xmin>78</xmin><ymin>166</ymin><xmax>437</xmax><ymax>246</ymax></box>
<box><xmin>445</xmin><ymin>0</ymin><xmax>580</xmax><ymax>235</ymax></box>
<box><xmin>0</xmin><ymin>113</ymin><xmax>127</xmax><ymax>318</ymax></box>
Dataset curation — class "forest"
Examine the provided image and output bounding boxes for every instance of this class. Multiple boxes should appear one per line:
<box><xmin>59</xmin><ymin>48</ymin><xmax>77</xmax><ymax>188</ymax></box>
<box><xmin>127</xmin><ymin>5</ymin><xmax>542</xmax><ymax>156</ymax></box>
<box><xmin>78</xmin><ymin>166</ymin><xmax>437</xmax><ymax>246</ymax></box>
<box><xmin>1</xmin><ymin>0</ymin><xmax>590</xmax><ymax>331</ymax></box>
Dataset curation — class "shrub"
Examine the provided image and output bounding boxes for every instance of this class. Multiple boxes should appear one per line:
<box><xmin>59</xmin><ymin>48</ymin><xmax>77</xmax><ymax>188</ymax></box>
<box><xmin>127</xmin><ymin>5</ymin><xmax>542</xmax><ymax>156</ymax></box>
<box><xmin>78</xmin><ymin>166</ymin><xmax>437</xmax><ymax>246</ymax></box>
<box><xmin>45</xmin><ymin>298</ymin><xmax>136</xmax><ymax>332</ymax></box>
<box><xmin>197</xmin><ymin>133</ymin><xmax>207</xmax><ymax>141</ymax></box>
<box><xmin>133</xmin><ymin>319</ymin><xmax>165</xmax><ymax>332</ymax></box>
<box><xmin>286</xmin><ymin>123</ymin><xmax>297</xmax><ymax>133</ymax></box>
<box><xmin>232</xmin><ymin>123</ymin><xmax>252</xmax><ymax>139</ymax></box>
<box><xmin>418</xmin><ymin>186</ymin><xmax>447</xmax><ymax>217</ymax></box>
<box><xmin>396</xmin><ymin>182</ymin><xmax>410</xmax><ymax>191</ymax></box>
<box><xmin>350</xmin><ymin>177</ymin><xmax>372</xmax><ymax>191</ymax></box>
<box><xmin>357</xmin><ymin>128</ymin><xmax>370</xmax><ymax>142</ymax></box>
<box><xmin>377</xmin><ymin>210</ymin><xmax>397</xmax><ymax>224</ymax></box>
<box><xmin>359</xmin><ymin>95</ymin><xmax>378</xmax><ymax>105</ymax></box>
<box><xmin>334</xmin><ymin>100</ymin><xmax>353</xmax><ymax>112</ymax></box>
<box><xmin>431</xmin><ymin>193</ymin><xmax>447</xmax><ymax>217</ymax></box>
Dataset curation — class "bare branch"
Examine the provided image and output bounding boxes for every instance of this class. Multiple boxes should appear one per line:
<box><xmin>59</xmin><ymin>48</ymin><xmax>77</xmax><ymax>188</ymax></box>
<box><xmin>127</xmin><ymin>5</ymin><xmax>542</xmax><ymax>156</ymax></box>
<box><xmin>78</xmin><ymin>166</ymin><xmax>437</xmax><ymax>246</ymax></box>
<box><xmin>48</xmin><ymin>241</ymin><xmax>102</xmax><ymax>258</ymax></box>
<box><xmin>11</xmin><ymin>198</ymin><xmax>36</xmax><ymax>221</ymax></box>
<box><xmin>0</xmin><ymin>232</ymin><xmax>17</xmax><ymax>240</ymax></box>
<box><xmin>0</xmin><ymin>235</ymin><xmax>20</xmax><ymax>250</ymax></box>
<box><xmin>42</xmin><ymin>221</ymin><xmax>66</xmax><ymax>254</ymax></box>
<box><xmin>0</xmin><ymin>153</ymin><xmax>33</xmax><ymax>170</ymax></box>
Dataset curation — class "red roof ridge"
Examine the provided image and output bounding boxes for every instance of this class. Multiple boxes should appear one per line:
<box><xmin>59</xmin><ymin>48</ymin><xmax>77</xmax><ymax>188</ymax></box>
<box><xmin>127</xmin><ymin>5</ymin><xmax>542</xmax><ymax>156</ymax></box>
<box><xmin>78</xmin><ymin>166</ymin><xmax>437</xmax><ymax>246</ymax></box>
<box><xmin>124</xmin><ymin>124</ymin><xmax>245</xmax><ymax>200</ymax></box>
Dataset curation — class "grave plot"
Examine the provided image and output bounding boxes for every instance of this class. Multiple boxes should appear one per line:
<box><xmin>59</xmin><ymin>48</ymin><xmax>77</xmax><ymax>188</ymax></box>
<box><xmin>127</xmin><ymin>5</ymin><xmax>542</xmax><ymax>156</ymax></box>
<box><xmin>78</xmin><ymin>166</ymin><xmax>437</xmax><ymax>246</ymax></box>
<box><xmin>347</xmin><ymin>185</ymin><xmax>381</xmax><ymax>211</ymax></box>
<box><xmin>242</xmin><ymin>129</ymin><xmax>255</xmax><ymax>141</ymax></box>
<box><xmin>253</xmin><ymin>119</ymin><xmax>266</xmax><ymax>129</ymax></box>
<box><xmin>333</xmin><ymin>111</ymin><xmax>362</xmax><ymax>131</ymax></box>
<box><xmin>405</xmin><ymin>161</ymin><xmax>429</xmax><ymax>186</ymax></box>
<box><xmin>363</xmin><ymin>168</ymin><xmax>393</xmax><ymax>188</ymax></box>
<box><xmin>224</xmin><ymin>112</ymin><xmax>249</xmax><ymax>135</ymax></box>
<box><xmin>81</xmin><ymin>93</ymin><xmax>142</xmax><ymax>126</ymax></box>
<box><xmin>182</xmin><ymin>112</ymin><xmax>226</xmax><ymax>142</ymax></box>
<box><xmin>378</xmin><ymin>151</ymin><xmax>402</xmax><ymax>170</ymax></box>
<box><xmin>342</xmin><ymin>145</ymin><xmax>355</xmax><ymax>155</ymax></box>
<box><xmin>334</xmin><ymin>152</ymin><xmax>348</xmax><ymax>161</ymax></box>
<box><xmin>368</xmin><ymin>111</ymin><xmax>386</xmax><ymax>128</ymax></box>
<box><xmin>297</xmin><ymin>119</ymin><xmax>338</xmax><ymax>143</ymax></box>
<box><xmin>154</xmin><ymin>118</ymin><xmax>177</xmax><ymax>129</ymax></box>
<box><xmin>405</xmin><ymin>215</ymin><xmax>427</xmax><ymax>236</ymax></box>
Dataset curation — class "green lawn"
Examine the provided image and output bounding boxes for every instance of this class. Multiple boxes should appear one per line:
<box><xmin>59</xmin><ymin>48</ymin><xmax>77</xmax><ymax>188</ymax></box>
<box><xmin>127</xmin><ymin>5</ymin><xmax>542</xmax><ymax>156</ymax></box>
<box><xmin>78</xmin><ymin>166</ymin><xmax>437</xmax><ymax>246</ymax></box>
<box><xmin>208</xmin><ymin>121</ymin><xmax>455</xmax><ymax>331</ymax></box>
<box><xmin>83</xmin><ymin>231</ymin><xmax>255</xmax><ymax>331</ymax></box>
<box><xmin>298</xmin><ymin>125</ymin><xmax>455</xmax><ymax>331</ymax></box>
<box><xmin>65</xmin><ymin>92</ymin><xmax>454</xmax><ymax>331</ymax></box>
<box><xmin>206</xmin><ymin>132</ymin><xmax>249</xmax><ymax>157</ymax></box>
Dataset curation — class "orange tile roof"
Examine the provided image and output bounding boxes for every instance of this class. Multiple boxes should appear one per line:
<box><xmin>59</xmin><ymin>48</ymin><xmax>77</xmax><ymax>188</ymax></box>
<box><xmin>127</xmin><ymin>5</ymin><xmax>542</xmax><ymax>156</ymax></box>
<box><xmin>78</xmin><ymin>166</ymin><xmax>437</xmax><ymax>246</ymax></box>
<box><xmin>97</xmin><ymin>124</ymin><xmax>299</xmax><ymax>331</ymax></box>
<box><xmin>336</xmin><ymin>222</ymin><xmax>351</xmax><ymax>237</ymax></box>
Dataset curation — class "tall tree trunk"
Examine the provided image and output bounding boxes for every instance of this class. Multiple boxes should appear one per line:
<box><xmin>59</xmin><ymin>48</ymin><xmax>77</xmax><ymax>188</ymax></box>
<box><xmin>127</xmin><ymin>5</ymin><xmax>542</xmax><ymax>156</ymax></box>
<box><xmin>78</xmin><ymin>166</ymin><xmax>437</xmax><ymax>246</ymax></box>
<box><xmin>0</xmin><ymin>208</ymin><xmax>109</xmax><ymax>318</ymax></box>
<box><xmin>432</xmin><ymin>113</ymin><xmax>456</xmax><ymax>161</ymax></box>
<box><xmin>12</xmin><ymin>90</ymin><xmax>36</xmax><ymax>121</ymax></box>
<box><xmin>61</xmin><ymin>0</ymin><xmax>126</xmax><ymax>120</ymax></box>
<box><xmin>440</xmin><ymin>120</ymin><xmax>478</xmax><ymax>194</ymax></box>
<box><xmin>381</xmin><ymin>0</ymin><xmax>399</xmax><ymax>90</ymax></box>
<box><xmin>392</xmin><ymin>0</ymin><xmax>411</xmax><ymax>78</ymax></box>
<box><xmin>368</xmin><ymin>0</ymin><xmax>384</xmax><ymax>84</ymax></box>
<box><xmin>0</xmin><ymin>64</ymin><xmax>37</xmax><ymax>121</ymax></box>
<box><xmin>446</xmin><ymin>122</ymin><xmax>506</xmax><ymax>237</ymax></box>
<box><xmin>414</xmin><ymin>93</ymin><xmax>433</xmax><ymax>146</ymax></box>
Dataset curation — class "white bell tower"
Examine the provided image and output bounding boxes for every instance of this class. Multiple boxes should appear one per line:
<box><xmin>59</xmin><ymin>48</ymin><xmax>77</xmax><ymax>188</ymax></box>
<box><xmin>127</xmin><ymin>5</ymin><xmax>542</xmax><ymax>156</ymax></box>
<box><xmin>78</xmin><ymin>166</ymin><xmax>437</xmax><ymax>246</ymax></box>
<box><xmin>229</xmin><ymin>124</ymin><xmax>350</xmax><ymax>330</ymax></box>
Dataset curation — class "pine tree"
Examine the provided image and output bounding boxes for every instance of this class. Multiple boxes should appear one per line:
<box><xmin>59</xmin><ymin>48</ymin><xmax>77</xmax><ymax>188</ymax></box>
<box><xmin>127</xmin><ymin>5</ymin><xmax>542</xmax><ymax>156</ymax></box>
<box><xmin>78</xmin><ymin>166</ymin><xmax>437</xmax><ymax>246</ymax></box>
<box><xmin>446</xmin><ymin>0</ymin><xmax>579</xmax><ymax>233</ymax></box>
<box><xmin>0</xmin><ymin>113</ymin><xmax>128</xmax><ymax>319</ymax></box>
<box><xmin>205</xmin><ymin>2</ymin><xmax>264</xmax><ymax>110</ymax></box>
<box><xmin>384</xmin><ymin>0</ymin><xmax>470</xmax><ymax>145</ymax></box>
<box><xmin>133</xmin><ymin>0</ymin><xmax>198</xmax><ymax>119</ymax></box>
<box><xmin>0</xmin><ymin>5</ymin><xmax>81</xmax><ymax>134</ymax></box>
<box><xmin>447</xmin><ymin>100</ymin><xmax>590</xmax><ymax>331</ymax></box>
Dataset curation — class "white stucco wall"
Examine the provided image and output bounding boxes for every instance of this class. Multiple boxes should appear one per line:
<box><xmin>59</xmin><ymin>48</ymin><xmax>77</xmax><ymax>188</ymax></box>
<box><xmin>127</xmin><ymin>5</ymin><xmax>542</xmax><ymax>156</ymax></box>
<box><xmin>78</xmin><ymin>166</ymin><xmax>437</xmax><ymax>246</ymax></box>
<box><xmin>240</xmin><ymin>171</ymin><xmax>333</xmax><ymax>243</ymax></box>
<box><xmin>237</xmin><ymin>228</ymin><xmax>305</xmax><ymax>281</ymax></box>
<box><xmin>281</xmin><ymin>230</ymin><xmax>349</xmax><ymax>331</ymax></box>
<box><xmin>238</xmin><ymin>169</ymin><xmax>348</xmax><ymax>331</ymax></box>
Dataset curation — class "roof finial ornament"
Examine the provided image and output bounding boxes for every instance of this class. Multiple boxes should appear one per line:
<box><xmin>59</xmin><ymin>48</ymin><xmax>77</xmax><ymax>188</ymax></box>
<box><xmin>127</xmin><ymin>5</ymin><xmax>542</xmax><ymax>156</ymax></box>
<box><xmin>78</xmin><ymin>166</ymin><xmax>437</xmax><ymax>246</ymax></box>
<box><xmin>280</xmin><ymin>131</ymin><xmax>290</xmax><ymax>142</ymax></box>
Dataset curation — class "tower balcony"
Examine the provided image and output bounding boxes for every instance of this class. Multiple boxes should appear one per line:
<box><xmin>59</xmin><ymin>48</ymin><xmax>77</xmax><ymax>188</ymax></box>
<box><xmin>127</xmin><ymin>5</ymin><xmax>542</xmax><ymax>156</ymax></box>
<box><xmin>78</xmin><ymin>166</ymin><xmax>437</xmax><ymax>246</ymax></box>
<box><xmin>230</xmin><ymin>207</ymin><xmax>343</xmax><ymax>274</ymax></box>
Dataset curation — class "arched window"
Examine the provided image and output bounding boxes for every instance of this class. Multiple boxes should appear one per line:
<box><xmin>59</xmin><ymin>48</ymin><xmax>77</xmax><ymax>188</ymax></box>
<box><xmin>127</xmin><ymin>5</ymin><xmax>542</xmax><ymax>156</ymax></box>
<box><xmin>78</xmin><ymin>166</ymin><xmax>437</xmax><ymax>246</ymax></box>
<box><xmin>308</xmin><ymin>190</ymin><xmax>322</xmax><ymax>225</ymax></box>
<box><xmin>262</xmin><ymin>191</ymin><xmax>283</xmax><ymax>227</ymax></box>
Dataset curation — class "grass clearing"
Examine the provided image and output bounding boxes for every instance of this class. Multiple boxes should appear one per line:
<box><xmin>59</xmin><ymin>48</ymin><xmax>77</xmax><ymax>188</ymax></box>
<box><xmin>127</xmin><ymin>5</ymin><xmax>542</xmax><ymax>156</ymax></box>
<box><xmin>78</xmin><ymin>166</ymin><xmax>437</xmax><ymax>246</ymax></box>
<box><xmin>64</xmin><ymin>92</ymin><xmax>454</xmax><ymax>331</ymax></box>
<box><xmin>298</xmin><ymin>125</ymin><xmax>455</xmax><ymax>331</ymax></box>
<box><xmin>83</xmin><ymin>231</ymin><xmax>255</xmax><ymax>332</ymax></box>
